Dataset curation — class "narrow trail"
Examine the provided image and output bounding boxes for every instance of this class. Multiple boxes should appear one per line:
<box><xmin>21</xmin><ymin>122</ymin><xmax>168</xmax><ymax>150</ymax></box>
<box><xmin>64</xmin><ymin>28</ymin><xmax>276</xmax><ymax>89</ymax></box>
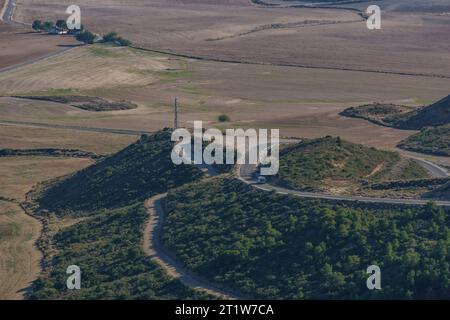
<box><xmin>0</xmin><ymin>120</ymin><xmax>152</xmax><ymax>136</ymax></box>
<box><xmin>143</xmin><ymin>194</ymin><xmax>245</xmax><ymax>300</ymax></box>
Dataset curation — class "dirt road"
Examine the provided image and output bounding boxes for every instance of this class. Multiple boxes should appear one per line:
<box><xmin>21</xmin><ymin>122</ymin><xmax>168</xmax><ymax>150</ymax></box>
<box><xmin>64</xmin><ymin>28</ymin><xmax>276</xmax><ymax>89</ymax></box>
<box><xmin>143</xmin><ymin>194</ymin><xmax>244</xmax><ymax>300</ymax></box>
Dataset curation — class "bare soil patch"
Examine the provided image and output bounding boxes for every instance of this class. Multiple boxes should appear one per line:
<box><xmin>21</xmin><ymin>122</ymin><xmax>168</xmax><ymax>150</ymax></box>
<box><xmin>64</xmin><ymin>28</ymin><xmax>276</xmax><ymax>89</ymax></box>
<box><xmin>14</xmin><ymin>0</ymin><xmax>450</xmax><ymax>77</ymax></box>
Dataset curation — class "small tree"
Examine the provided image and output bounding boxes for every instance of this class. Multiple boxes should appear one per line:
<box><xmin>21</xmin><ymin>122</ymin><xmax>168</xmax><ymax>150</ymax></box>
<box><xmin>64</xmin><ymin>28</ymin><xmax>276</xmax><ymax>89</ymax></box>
<box><xmin>76</xmin><ymin>31</ymin><xmax>96</xmax><ymax>44</ymax></box>
<box><xmin>32</xmin><ymin>20</ymin><xmax>43</xmax><ymax>31</ymax></box>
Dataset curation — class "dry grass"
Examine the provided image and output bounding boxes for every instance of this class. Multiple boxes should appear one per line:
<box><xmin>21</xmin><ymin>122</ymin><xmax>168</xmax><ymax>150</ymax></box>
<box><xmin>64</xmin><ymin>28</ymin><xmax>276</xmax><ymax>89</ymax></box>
<box><xmin>0</xmin><ymin>201</ymin><xmax>41</xmax><ymax>300</ymax></box>
<box><xmin>0</xmin><ymin>44</ymin><xmax>449</xmax><ymax>151</ymax></box>
<box><xmin>13</xmin><ymin>0</ymin><xmax>450</xmax><ymax>77</ymax></box>
<box><xmin>0</xmin><ymin>156</ymin><xmax>93</xmax><ymax>201</ymax></box>
<box><xmin>0</xmin><ymin>156</ymin><xmax>91</xmax><ymax>299</ymax></box>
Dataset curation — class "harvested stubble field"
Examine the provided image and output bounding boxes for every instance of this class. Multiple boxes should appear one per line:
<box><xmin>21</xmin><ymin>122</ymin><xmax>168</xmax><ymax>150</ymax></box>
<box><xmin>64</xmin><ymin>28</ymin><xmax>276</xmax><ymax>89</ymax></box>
<box><xmin>0</xmin><ymin>44</ymin><xmax>449</xmax><ymax>151</ymax></box>
<box><xmin>13</xmin><ymin>0</ymin><xmax>450</xmax><ymax>77</ymax></box>
<box><xmin>0</xmin><ymin>156</ymin><xmax>92</xmax><ymax>300</ymax></box>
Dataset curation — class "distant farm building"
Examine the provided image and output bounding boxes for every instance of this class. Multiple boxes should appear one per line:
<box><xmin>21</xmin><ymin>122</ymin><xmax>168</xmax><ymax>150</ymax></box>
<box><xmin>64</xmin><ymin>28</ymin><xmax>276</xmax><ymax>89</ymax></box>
<box><xmin>49</xmin><ymin>26</ymin><xmax>68</xmax><ymax>35</ymax></box>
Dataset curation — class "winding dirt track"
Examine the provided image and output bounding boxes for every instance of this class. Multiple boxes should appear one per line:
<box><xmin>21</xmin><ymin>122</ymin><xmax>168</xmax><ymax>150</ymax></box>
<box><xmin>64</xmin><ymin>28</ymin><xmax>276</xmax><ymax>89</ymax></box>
<box><xmin>143</xmin><ymin>194</ymin><xmax>245</xmax><ymax>300</ymax></box>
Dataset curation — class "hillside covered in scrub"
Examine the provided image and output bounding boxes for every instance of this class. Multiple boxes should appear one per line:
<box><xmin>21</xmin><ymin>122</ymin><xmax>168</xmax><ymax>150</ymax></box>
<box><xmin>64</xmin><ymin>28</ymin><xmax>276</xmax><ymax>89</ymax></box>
<box><xmin>273</xmin><ymin>136</ymin><xmax>429</xmax><ymax>195</ymax></box>
<box><xmin>38</xmin><ymin>129</ymin><xmax>203</xmax><ymax>214</ymax></box>
<box><xmin>340</xmin><ymin>95</ymin><xmax>450</xmax><ymax>130</ymax></box>
<box><xmin>162</xmin><ymin>178</ymin><xmax>450</xmax><ymax>299</ymax></box>
<box><xmin>398</xmin><ymin>125</ymin><xmax>450</xmax><ymax>157</ymax></box>
<box><xmin>30</xmin><ymin>204</ymin><xmax>208</xmax><ymax>300</ymax></box>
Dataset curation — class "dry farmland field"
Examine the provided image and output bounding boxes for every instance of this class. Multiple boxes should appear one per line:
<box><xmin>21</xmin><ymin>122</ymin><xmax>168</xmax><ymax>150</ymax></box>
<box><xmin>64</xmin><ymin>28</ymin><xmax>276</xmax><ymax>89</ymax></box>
<box><xmin>0</xmin><ymin>156</ymin><xmax>92</xmax><ymax>299</ymax></box>
<box><xmin>0</xmin><ymin>2</ymin><xmax>78</xmax><ymax>71</ymax></box>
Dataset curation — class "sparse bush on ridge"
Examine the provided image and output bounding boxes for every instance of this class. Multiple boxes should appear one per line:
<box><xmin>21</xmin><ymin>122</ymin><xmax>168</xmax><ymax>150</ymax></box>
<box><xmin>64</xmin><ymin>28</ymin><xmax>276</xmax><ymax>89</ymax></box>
<box><xmin>32</xmin><ymin>20</ymin><xmax>54</xmax><ymax>32</ymax></box>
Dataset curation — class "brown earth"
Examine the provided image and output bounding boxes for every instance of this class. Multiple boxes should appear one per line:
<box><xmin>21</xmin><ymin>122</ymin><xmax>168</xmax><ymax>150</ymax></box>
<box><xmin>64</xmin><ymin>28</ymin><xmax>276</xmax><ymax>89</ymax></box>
<box><xmin>13</xmin><ymin>0</ymin><xmax>450</xmax><ymax>77</ymax></box>
<box><xmin>0</xmin><ymin>45</ymin><xmax>449</xmax><ymax>152</ymax></box>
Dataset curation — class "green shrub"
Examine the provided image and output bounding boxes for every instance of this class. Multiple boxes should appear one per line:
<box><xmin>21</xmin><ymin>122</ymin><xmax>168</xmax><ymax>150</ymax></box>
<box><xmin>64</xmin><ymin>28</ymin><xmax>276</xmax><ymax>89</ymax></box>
<box><xmin>32</xmin><ymin>20</ymin><xmax>43</xmax><ymax>31</ymax></box>
<box><xmin>163</xmin><ymin>177</ymin><xmax>450</xmax><ymax>299</ymax></box>
<box><xmin>76</xmin><ymin>31</ymin><xmax>96</xmax><ymax>44</ymax></box>
<box><xmin>218</xmin><ymin>114</ymin><xmax>230</xmax><ymax>122</ymax></box>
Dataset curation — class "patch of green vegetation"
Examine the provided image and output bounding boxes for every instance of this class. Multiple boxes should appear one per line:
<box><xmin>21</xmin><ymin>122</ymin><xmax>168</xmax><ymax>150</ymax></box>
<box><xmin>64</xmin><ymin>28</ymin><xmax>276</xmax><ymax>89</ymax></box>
<box><xmin>179</xmin><ymin>85</ymin><xmax>210</xmax><ymax>96</ymax></box>
<box><xmin>163</xmin><ymin>177</ymin><xmax>450</xmax><ymax>299</ymax></box>
<box><xmin>38</xmin><ymin>129</ymin><xmax>204</xmax><ymax>215</ymax></box>
<box><xmin>273</xmin><ymin>137</ymin><xmax>428</xmax><ymax>192</ymax></box>
<box><xmin>29</xmin><ymin>204</ymin><xmax>208</xmax><ymax>300</ymax></box>
<box><xmin>399</xmin><ymin>125</ymin><xmax>450</xmax><ymax>156</ymax></box>
<box><xmin>157</xmin><ymin>70</ymin><xmax>193</xmax><ymax>79</ymax></box>
<box><xmin>126</xmin><ymin>68</ymin><xmax>193</xmax><ymax>84</ymax></box>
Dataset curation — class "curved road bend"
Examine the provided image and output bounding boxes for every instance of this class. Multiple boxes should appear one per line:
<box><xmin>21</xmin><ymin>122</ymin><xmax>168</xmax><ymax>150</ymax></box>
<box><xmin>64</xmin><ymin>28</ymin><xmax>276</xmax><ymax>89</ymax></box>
<box><xmin>237</xmin><ymin>141</ymin><xmax>450</xmax><ymax>207</ymax></box>
<box><xmin>143</xmin><ymin>194</ymin><xmax>245</xmax><ymax>300</ymax></box>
